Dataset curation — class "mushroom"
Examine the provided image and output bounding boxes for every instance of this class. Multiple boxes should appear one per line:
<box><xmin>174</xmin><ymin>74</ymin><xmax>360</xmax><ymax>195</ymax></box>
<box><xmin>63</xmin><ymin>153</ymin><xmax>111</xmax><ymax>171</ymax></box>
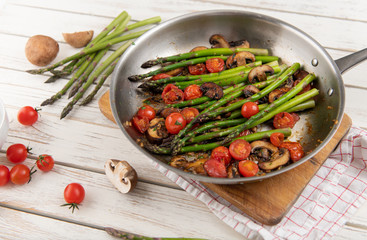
<box><xmin>226</xmin><ymin>51</ymin><xmax>256</xmax><ymax>69</ymax></box>
<box><xmin>186</xmin><ymin>158</ymin><xmax>207</xmax><ymax>175</ymax></box>
<box><xmin>250</xmin><ymin>140</ymin><xmax>279</xmax><ymax>161</ymax></box>
<box><xmin>200</xmin><ymin>82</ymin><xmax>224</xmax><ymax>100</ymax></box>
<box><xmin>281</xmin><ymin>77</ymin><xmax>294</xmax><ymax>88</ymax></box>
<box><xmin>209</xmin><ymin>34</ymin><xmax>230</xmax><ymax>48</ymax></box>
<box><xmin>243</xmin><ymin>85</ymin><xmax>260</xmax><ymax>98</ymax></box>
<box><xmin>104</xmin><ymin>159</ymin><xmax>138</xmax><ymax>194</ymax></box>
<box><xmin>169</xmin><ymin>156</ymin><xmax>189</xmax><ymax>170</ymax></box>
<box><xmin>268</xmin><ymin>87</ymin><xmax>290</xmax><ymax>103</ymax></box>
<box><xmin>146</xmin><ymin>118</ymin><xmax>169</xmax><ymax>144</ymax></box>
<box><xmin>227</xmin><ymin>162</ymin><xmax>241</xmax><ymax>178</ymax></box>
<box><xmin>229</xmin><ymin>39</ymin><xmax>250</xmax><ymax>49</ymax></box>
<box><xmin>248</xmin><ymin>65</ymin><xmax>275</xmax><ymax>83</ymax></box>
<box><xmin>190</xmin><ymin>46</ymin><xmax>208</xmax><ymax>52</ymax></box>
<box><xmin>259</xmin><ymin>148</ymin><xmax>290</xmax><ymax>170</ymax></box>
<box><xmin>159</xmin><ymin>107</ymin><xmax>181</xmax><ymax>118</ymax></box>
<box><xmin>63</xmin><ymin>30</ymin><xmax>94</xmax><ymax>48</ymax></box>
<box><xmin>165</xmin><ymin>67</ymin><xmax>185</xmax><ymax>76</ymax></box>
<box><xmin>294</xmin><ymin>69</ymin><xmax>309</xmax><ymax>80</ymax></box>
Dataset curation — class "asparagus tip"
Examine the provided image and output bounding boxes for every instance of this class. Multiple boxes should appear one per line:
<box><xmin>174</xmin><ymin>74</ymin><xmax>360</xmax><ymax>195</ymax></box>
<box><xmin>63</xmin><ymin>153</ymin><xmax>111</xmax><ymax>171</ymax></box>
<box><xmin>80</xmin><ymin>96</ymin><xmax>93</xmax><ymax>106</ymax></box>
<box><xmin>68</xmin><ymin>89</ymin><xmax>77</xmax><ymax>99</ymax></box>
<box><xmin>26</xmin><ymin>69</ymin><xmax>42</xmax><ymax>75</ymax></box>
<box><xmin>40</xmin><ymin>98</ymin><xmax>53</xmax><ymax>106</ymax></box>
<box><xmin>141</xmin><ymin>59</ymin><xmax>158</xmax><ymax>68</ymax></box>
<box><xmin>128</xmin><ymin>75</ymin><xmax>142</xmax><ymax>82</ymax></box>
<box><xmin>60</xmin><ymin>105</ymin><xmax>73</xmax><ymax>119</ymax></box>
<box><xmin>44</xmin><ymin>75</ymin><xmax>61</xmax><ymax>83</ymax></box>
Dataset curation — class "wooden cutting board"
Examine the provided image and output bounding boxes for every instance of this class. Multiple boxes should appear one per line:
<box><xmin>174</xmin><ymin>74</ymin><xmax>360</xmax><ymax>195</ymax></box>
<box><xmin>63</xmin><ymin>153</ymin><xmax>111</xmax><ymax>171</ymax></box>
<box><xmin>99</xmin><ymin>90</ymin><xmax>352</xmax><ymax>225</ymax></box>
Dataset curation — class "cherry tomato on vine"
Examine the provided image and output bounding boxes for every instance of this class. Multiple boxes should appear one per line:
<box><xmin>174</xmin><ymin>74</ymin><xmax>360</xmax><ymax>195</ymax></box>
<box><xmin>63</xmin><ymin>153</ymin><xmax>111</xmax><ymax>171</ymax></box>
<box><xmin>0</xmin><ymin>165</ymin><xmax>10</xmax><ymax>186</ymax></box>
<box><xmin>203</xmin><ymin>158</ymin><xmax>227</xmax><ymax>178</ymax></box>
<box><xmin>161</xmin><ymin>84</ymin><xmax>184</xmax><ymax>104</ymax></box>
<box><xmin>229</xmin><ymin>139</ymin><xmax>252</xmax><ymax>160</ymax></box>
<box><xmin>10</xmin><ymin>164</ymin><xmax>30</xmax><ymax>185</ymax></box>
<box><xmin>17</xmin><ymin>106</ymin><xmax>40</xmax><ymax>126</ymax></box>
<box><xmin>280</xmin><ymin>142</ymin><xmax>304</xmax><ymax>162</ymax></box>
<box><xmin>165</xmin><ymin>112</ymin><xmax>186</xmax><ymax>134</ymax></box>
<box><xmin>188</xmin><ymin>63</ymin><xmax>206</xmax><ymax>75</ymax></box>
<box><xmin>270</xmin><ymin>132</ymin><xmax>285</xmax><ymax>147</ymax></box>
<box><xmin>62</xmin><ymin>183</ymin><xmax>85</xmax><ymax>213</ymax></box>
<box><xmin>137</xmin><ymin>105</ymin><xmax>156</xmax><ymax>121</ymax></box>
<box><xmin>184</xmin><ymin>84</ymin><xmax>203</xmax><ymax>100</ymax></box>
<box><xmin>6</xmin><ymin>143</ymin><xmax>29</xmax><ymax>164</ymax></box>
<box><xmin>273</xmin><ymin>112</ymin><xmax>296</xmax><ymax>129</ymax></box>
<box><xmin>211</xmin><ymin>146</ymin><xmax>232</xmax><ymax>165</ymax></box>
<box><xmin>132</xmin><ymin>115</ymin><xmax>149</xmax><ymax>134</ymax></box>
<box><xmin>238</xmin><ymin>160</ymin><xmax>259</xmax><ymax>177</ymax></box>
<box><xmin>241</xmin><ymin>102</ymin><xmax>259</xmax><ymax>119</ymax></box>
<box><xmin>205</xmin><ymin>58</ymin><xmax>225</xmax><ymax>73</ymax></box>
<box><xmin>150</xmin><ymin>73</ymin><xmax>171</xmax><ymax>81</ymax></box>
<box><xmin>181</xmin><ymin>107</ymin><xmax>199</xmax><ymax>123</ymax></box>
<box><xmin>36</xmin><ymin>154</ymin><xmax>55</xmax><ymax>172</ymax></box>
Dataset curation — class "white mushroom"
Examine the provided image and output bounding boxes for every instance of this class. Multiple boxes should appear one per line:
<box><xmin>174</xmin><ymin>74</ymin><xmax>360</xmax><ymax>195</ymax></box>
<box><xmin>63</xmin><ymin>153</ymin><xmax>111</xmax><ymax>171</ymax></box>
<box><xmin>104</xmin><ymin>159</ymin><xmax>138</xmax><ymax>193</ymax></box>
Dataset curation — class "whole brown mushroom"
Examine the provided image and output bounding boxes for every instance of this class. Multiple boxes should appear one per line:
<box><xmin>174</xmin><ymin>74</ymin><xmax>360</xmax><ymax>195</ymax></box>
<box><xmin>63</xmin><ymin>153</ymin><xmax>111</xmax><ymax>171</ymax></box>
<box><xmin>25</xmin><ymin>35</ymin><xmax>59</xmax><ymax>66</ymax></box>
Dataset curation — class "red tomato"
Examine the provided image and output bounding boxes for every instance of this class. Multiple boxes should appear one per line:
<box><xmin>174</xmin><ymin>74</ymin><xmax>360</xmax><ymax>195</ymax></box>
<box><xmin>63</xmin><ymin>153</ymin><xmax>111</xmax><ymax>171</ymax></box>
<box><xmin>161</xmin><ymin>84</ymin><xmax>184</xmax><ymax>104</ymax></box>
<box><xmin>270</xmin><ymin>132</ymin><xmax>285</xmax><ymax>147</ymax></box>
<box><xmin>241</xmin><ymin>102</ymin><xmax>259</xmax><ymax>119</ymax></box>
<box><xmin>237</xmin><ymin>129</ymin><xmax>251</xmax><ymax>138</ymax></box>
<box><xmin>132</xmin><ymin>115</ymin><xmax>149</xmax><ymax>133</ymax></box>
<box><xmin>290</xmin><ymin>113</ymin><xmax>300</xmax><ymax>123</ymax></box>
<box><xmin>184</xmin><ymin>84</ymin><xmax>203</xmax><ymax>100</ymax></box>
<box><xmin>10</xmin><ymin>164</ymin><xmax>30</xmax><ymax>185</ymax></box>
<box><xmin>6</xmin><ymin>143</ymin><xmax>29</xmax><ymax>164</ymax></box>
<box><xmin>211</xmin><ymin>146</ymin><xmax>232</xmax><ymax>165</ymax></box>
<box><xmin>36</xmin><ymin>154</ymin><xmax>55</xmax><ymax>172</ymax></box>
<box><xmin>137</xmin><ymin>105</ymin><xmax>156</xmax><ymax>121</ymax></box>
<box><xmin>229</xmin><ymin>139</ymin><xmax>252</xmax><ymax>160</ymax></box>
<box><xmin>0</xmin><ymin>165</ymin><xmax>10</xmax><ymax>186</ymax></box>
<box><xmin>238</xmin><ymin>160</ymin><xmax>259</xmax><ymax>177</ymax></box>
<box><xmin>273</xmin><ymin>112</ymin><xmax>296</xmax><ymax>129</ymax></box>
<box><xmin>17</xmin><ymin>106</ymin><xmax>40</xmax><ymax>126</ymax></box>
<box><xmin>203</xmin><ymin>158</ymin><xmax>227</xmax><ymax>178</ymax></box>
<box><xmin>150</xmin><ymin>73</ymin><xmax>171</xmax><ymax>81</ymax></box>
<box><xmin>205</xmin><ymin>58</ymin><xmax>225</xmax><ymax>73</ymax></box>
<box><xmin>188</xmin><ymin>63</ymin><xmax>206</xmax><ymax>75</ymax></box>
<box><xmin>165</xmin><ymin>112</ymin><xmax>187</xmax><ymax>134</ymax></box>
<box><xmin>63</xmin><ymin>183</ymin><xmax>85</xmax><ymax>213</ymax></box>
<box><xmin>181</xmin><ymin>107</ymin><xmax>199</xmax><ymax>123</ymax></box>
<box><xmin>280</xmin><ymin>142</ymin><xmax>304</xmax><ymax>162</ymax></box>
<box><xmin>293</xmin><ymin>79</ymin><xmax>311</xmax><ymax>95</ymax></box>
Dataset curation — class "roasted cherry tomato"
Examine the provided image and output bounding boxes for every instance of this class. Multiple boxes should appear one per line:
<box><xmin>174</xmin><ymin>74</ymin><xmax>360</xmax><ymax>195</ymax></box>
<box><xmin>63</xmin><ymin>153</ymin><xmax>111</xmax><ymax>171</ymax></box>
<box><xmin>211</xmin><ymin>146</ymin><xmax>232</xmax><ymax>165</ymax></box>
<box><xmin>10</xmin><ymin>164</ymin><xmax>30</xmax><ymax>185</ymax></box>
<box><xmin>280</xmin><ymin>142</ymin><xmax>304</xmax><ymax>162</ymax></box>
<box><xmin>184</xmin><ymin>84</ymin><xmax>203</xmax><ymax>100</ymax></box>
<box><xmin>36</xmin><ymin>154</ymin><xmax>55</xmax><ymax>172</ymax></box>
<box><xmin>165</xmin><ymin>112</ymin><xmax>187</xmax><ymax>134</ymax></box>
<box><xmin>270</xmin><ymin>132</ymin><xmax>285</xmax><ymax>147</ymax></box>
<box><xmin>6</xmin><ymin>143</ymin><xmax>29</xmax><ymax>164</ymax></box>
<box><xmin>181</xmin><ymin>107</ymin><xmax>199</xmax><ymax>123</ymax></box>
<box><xmin>188</xmin><ymin>63</ymin><xmax>206</xmax><ymax>75</ymax></box>
<box><xmin>0</xmin><ymin>165</ymin><xmax>10</xmax><ymax>186</ymax></box>
<box><xmin>63</xmin><ymin>183</ymin><xmax>85</xmax><ymax>213</ymax></box>
<box><xmin>241</xmin><ymin>102</ymin><xmax>259</xmax><ymax>119</ymax></box>
<box><xmin>137</xmin><ymin>105</ymin><xmax>156</xmax><ymax>121</ymax></box>
<box><xmin>162</xmin><ymin>84</ymin><xmax>184</xmax><ymax>104</ymax></box>
<box><xmin>229</xmin><ymin>139</ymin><xmax>252</xmax><ymax>160</ymax></box>
<box><xmin>273</xmin><ymin>112</ymin><xmax>296</xmax><ymax>129</ymax></box>
<box><xmin>237</xmin><ymin>129</ymin><xmax>251</xmax><ymax>138</ymax></box>
<box><xmin>290</xmin><ymin>113</ymin><xmax>300</xmax><ymax>123</ymax></box>
<box><xmin>293</xmin><ymin>79</ymin><xmax>311</xmax><ymax>95</ymax></box>
<box><xmin>17</xmin><ymin>106</ymin><xmax>40</xmax><ymax>126</ymax></box>
<box><xmin>238</xmin><ymin>160</ymin><xmax>259</xmax><ymax>177</ymax></box>
<box><xmin>132</xmin><ymin>115</ymin><xmax>149</xmax><ymax>133</ymax></box>
<box><xmin>205</xmin><ymin>58</ymin><xmax>225</xmax><ymax>73</ymax></box>
<box><xmin>150</xmin><ymin>73</ymin><xmax>171</xmax><ymax>81</ymax></box>
<box><xmin>203</xmin><ymin>158</ymin><xmax>227</xmax><ymax>178</ymax></box>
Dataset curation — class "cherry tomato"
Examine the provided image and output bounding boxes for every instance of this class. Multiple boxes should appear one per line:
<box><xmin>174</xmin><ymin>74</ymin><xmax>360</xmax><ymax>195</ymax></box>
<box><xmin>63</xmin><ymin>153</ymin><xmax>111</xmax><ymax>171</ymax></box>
<box><xmin>132</xmin><ymin>115</ymin><xmax>149</xmax><ymax>133</ymax></box>
<box><xmin>150</xmin><ymin>73</ymin><xmax>171</xmax><ymax>81</ymax></box>
<box><xmin>241</xmin><ymin>102</ymin><xmax>259</xmax><ymax>119</ymax></box>
<box><xmin>188</xmin><ymin>63</ymin><xmax>206</xmax><ymax>75</ymax></box>
<box><xmin>211</xmin><ymin>146</ymin><xmax>232</xmax><ymax>165</ymax></box>
<box><xmin>184</xmin><ymin>84</ymin><xmax>203</xmax><ymax>100</ymax></box>
<box><xmin>10</xmin><ymin>164</ymin><xmax>30</xmax><ymax>185</ymax></box>
<box><xmin>36</xmin><ymin>154</ymin><xmax>55</xmax><ymax>172</ymax></box>
<box><xmin>237</xmin><ymin>129</ymin><xmax>251</xmax><ymax>138</ymax></box>
<box><xmin>229</xmin><ymin>139</ymin><xmax>252</xmax><ymax>160</ymax></box>
<box><xmin>161</xmin><ymin>84</ymin><xmax>184</xmax><ymax>104</ymax></box>
<box><xmin>165</xmin><ymin>112</ymin><xmax>187</xmax><ymax>134</ymax></box>
<box><xmin>63</xmin><ymin>183</ymin><xmax>85</xmax><ymax>213</ymax></box>
<box><xmin>291</xmin><ymin>113</ymin><xmax>300</xmax><ymax>123</ymax></box>
<box><xmin>203</xmin><ymin>158</ymin><xmax>227</xmax><ymax>178</ymax></box>
<box><xmin>6</xmin><ymin>143</ymin><xmax>29</xmax><ymax>164</ymax></box>
<box><xmin>137</xmin><ymin>105</ymin><xmax>156</xmax><ymax>121</ymax></box>
<box><xmin>17</xmin><ymin>106</ymin><xmax>40</xmax><ymax>126</ymax></box>
<box><xmin>0</xmin><ymin>165</ymin><xmax>10</xmax><ymax>186</ymax></box>
<box><xmin>273</xmin><ymin>112</ymin><xmax>296</xmax><ymax>129</ymax></box>
<box><xmin>270</xmin><ymin>132</ymin><xmax>285</xmax><ymax>147</ymax></box>
<box><xmin>181</xmin><ymin>107</ymin><xmax>199</xmax><ymax>123</ymax></box>
<box><xmin>238</xmin><ymin>160</ymin><xmax>259</xmax><ymax>177</ymax></box>
<box><xmin>280</xmin><ymin>142</ymin><xmax>304</xmax><ymax>162</ymax></box>
<box><xmin>205</xmin><ymin>58</ymin><xmax>225</xmax><ymax>73</ymax></box>
<box><xmin>293</xmin><ymin>79</ymin><xmax>311</xmax><ymax>95</ymax></box>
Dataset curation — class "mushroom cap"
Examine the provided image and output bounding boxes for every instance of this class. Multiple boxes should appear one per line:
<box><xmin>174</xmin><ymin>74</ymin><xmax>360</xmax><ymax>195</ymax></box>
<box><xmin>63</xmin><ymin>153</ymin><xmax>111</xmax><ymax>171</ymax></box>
<box><xmin>226</xmin><ymin>51</ymin><xmax>256</xmax><ymax>69</ymax></box>
<box><xmin>209</xmin><ymin>34</ymin><xmax>230</xmax><ymax>48</ymax></box>
<box><xmin>248</xmin><ymin>65</ymin><xmax>275</xmax><ymax>83</ymax></box>
<box><xmin>104</xmin><ymin>159</ymin><xmax>138</xmax><ymax>194</ymax></box>
<box><xmin>259</xmin><ymin>148</ymin><xmax>290</xmax><ymax>170</ymax></box>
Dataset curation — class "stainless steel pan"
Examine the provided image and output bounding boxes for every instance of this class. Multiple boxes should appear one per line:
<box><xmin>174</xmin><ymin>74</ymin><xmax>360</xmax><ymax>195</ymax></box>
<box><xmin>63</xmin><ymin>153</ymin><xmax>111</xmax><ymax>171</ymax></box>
<box><xmin>110</xmin><ymin>10</ymin><xmax>367</xmax><ymax>184</ymax></box>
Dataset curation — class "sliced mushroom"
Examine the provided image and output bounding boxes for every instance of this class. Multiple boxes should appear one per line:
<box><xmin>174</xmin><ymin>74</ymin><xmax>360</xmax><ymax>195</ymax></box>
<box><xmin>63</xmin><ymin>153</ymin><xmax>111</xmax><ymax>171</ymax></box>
<box><xmin>169</xmin><ymin>156</ymin><xmax>189</xmax><ymax>170</ymax></box>
<box><xmin>294</xmin><ymin>69</ymin><xmax>309</xmax><ymax>80</ymax></box>
<box><xmin>226</xmin><ymin>51</ymin><xmax>256</xmax><ymax>69</ymax></box>
<box><xmin>227</xmin><ymin>161</ymin><xmax>241</xmax><ymax>178</ymax></box>
<box><xmin>248</xmin><ymin>65</ymin><xmax>275</xmax><ymax>83</ymax></box>
<box><xmin>281</xmin><ymin>77</ymin><xmax>294</xmax><ymax>88</ymax></box>
<box><xmin>146</xmin><ymin>118</ymin><xmax>169</xmax><ymax>144</ymax></box>
<box><xmin>243</xmin><ymin>85</ymin><xmax>260</xmax><ymax>98</ymax></box>
<box><xmin>268</xmin><ymin>87</ymin><xmax>290</xmax><ymax>103</ymax></box>
<box><xmin>186</xmin><ymin>158</ymin><xmax>207</xmax><ymax>175</ymax></box>
<box><xmin>165</xmin><ymin>67</ymin><xmax>185</xmax><ymax>76</ymax></box>
<box><xmin>209</xmin><ymin>34</ymin><xmax>230</xmax><ymax>48</ymax></box>
<box><xmin>104</xmin><ymin>159</ymin><xmax>138</xmax><ymax>194</ymax></box>
<box><xmin>250</xmin><ymin>140</ymin><xmax>279</xmax><ymax>161</ymax></box>
<box><xmin>159</xmin><ymin>107</ymin><xmax>180</xmax><ymax>118</ymax></box>
<box><xmin>229</xmin><ymin>39</ymin><xmax>250</xmax><ymax>49</ymax></box>
<box><xmin>190</xmin><ymin>46</ymin><xmax>208</xmax><ymax>52</ymax></box>
<box><xmin>200</xmin><ymin>82</ymin><xmax>224</xmax><ymax>100</ymax></box>
<box><xmin>259</xmin><ymin>148</ymin><xmax>290</xmax><ymax>170</ymax></box>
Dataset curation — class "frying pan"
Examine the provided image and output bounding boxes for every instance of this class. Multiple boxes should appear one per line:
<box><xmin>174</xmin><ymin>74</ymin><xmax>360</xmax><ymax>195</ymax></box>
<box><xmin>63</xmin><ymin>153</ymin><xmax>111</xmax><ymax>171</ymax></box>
<box><xmin>110</xmin><ymin>10</ymin><xmax>367</xmax><ymax>184</ymax></box>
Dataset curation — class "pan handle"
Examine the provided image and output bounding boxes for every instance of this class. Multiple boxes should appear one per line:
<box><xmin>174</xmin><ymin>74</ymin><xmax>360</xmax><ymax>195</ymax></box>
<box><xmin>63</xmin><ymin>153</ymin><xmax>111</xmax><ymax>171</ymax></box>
<box><xmin>335</xmin><ymin>48</ymin><xmax>367</xmax><ymax>74</ymax></box>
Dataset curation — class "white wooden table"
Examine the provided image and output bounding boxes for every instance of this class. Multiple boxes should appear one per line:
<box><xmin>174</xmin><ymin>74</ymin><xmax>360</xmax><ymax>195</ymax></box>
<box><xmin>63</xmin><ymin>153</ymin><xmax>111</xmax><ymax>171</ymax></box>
<box><xmin>1</xmin><ymin>0</ymin><xmax>367</xmax><ymax>239</ymax></box>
